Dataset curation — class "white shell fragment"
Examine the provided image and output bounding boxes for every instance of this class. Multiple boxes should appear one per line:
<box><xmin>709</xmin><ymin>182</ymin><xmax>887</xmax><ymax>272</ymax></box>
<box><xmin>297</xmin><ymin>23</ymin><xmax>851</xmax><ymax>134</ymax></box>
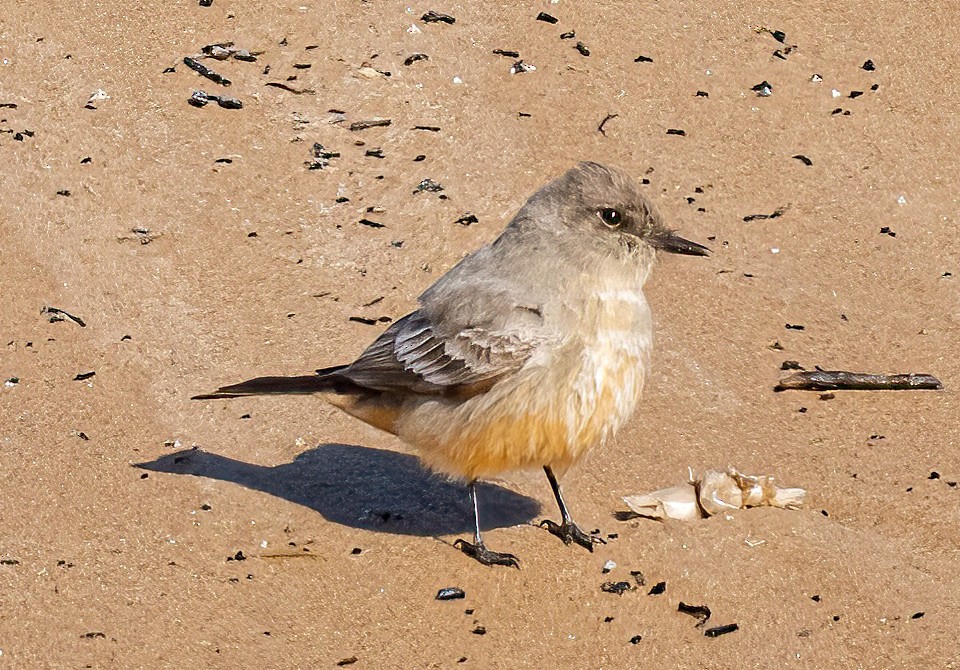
<box><xmin>622</xmin><ymin>467</ymin><xmax>806</xmax><ymax>521</ymax></box>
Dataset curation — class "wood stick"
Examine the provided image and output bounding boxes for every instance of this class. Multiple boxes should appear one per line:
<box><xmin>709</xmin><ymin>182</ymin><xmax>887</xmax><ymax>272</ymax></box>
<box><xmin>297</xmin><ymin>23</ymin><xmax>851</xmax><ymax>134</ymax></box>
<box><xmin>775</xmin><ymin>370</ymin><xmax>943</xmax><ymax>392</ymax></box>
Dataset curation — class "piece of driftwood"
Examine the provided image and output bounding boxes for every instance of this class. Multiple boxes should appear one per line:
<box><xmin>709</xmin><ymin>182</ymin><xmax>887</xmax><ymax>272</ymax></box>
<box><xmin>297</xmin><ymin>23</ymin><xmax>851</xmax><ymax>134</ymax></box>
<box><xmin>775</xmin><ymin>370</ymin><xmax>943</xmax><ymax>392</ymax></box>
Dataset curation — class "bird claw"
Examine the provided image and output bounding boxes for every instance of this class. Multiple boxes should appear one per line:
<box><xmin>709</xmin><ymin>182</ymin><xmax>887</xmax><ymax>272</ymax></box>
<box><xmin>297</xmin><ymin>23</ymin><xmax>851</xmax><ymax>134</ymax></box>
<box><xmin>540</xmin><ymin>519</ymin><xmax>605</xmax><ymax>552</ymax></box>
<box><xmin>454</xmin><ymin>538</ymin><xmax>520</xmax><ymax>568</ymax></box>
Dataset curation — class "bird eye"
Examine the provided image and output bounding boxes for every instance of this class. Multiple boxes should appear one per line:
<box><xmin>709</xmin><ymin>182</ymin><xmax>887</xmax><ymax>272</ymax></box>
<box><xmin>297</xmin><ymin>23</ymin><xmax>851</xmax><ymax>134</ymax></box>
<box><xmin>598</xmin><ymin>208</ymin><xmax>622</xmax><ymax>227</ymax></box>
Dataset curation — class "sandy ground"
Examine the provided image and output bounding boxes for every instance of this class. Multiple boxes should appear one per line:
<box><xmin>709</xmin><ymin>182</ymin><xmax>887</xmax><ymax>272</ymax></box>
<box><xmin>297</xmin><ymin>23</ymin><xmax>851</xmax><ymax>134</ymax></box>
<box><xmin>3</xmin><ymin>0</ymin><xmax>960</xmax><ymax>667</ymax></box>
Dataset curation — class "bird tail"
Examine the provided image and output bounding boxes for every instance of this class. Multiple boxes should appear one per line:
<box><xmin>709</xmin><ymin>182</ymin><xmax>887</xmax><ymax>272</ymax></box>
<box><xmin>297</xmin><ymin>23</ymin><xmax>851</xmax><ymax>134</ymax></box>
<box><xmin>192</xmin><ymin>365</ymin><xmax>350</xmax><ymax>400</ymax></box>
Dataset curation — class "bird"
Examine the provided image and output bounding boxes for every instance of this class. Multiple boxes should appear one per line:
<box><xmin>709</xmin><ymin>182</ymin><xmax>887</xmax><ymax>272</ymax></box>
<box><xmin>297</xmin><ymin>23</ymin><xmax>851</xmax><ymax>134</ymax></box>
<box><xmin>194</xmin><ymin>162</ymin><xmax>709</xmax><ymax>567</ymax></box>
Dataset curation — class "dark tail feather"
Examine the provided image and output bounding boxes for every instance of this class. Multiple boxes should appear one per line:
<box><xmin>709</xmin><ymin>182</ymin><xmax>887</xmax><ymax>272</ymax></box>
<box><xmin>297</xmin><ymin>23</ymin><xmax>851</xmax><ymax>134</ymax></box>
<box><xmin>192</xmin><ymin>367</ymin><xmax>349</xmax><ymax>400</ymax></box>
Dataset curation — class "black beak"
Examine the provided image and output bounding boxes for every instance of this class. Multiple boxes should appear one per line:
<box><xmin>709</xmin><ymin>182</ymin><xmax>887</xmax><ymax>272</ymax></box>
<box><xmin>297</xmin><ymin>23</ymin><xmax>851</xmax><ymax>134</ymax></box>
<box><xmin>650</xmin><ymin>230</ymin><xmax>711</xmax><ymax>257</ymax></box>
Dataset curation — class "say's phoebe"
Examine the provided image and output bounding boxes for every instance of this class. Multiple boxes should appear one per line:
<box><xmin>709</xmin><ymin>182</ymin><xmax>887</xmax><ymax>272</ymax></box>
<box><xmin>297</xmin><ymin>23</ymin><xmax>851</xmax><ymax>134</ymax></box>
<box><xmin>195</xmin><ymin>162</ymin><xmax>708</xmax><ymax>567</ymax></box>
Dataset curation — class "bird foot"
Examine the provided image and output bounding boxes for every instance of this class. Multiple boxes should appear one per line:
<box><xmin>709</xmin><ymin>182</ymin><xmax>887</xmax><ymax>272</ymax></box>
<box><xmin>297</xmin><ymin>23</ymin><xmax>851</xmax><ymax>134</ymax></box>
<box><xmin>454</xmin><ymin>538</ymin><xmax>520</xmax><ymax>568</ymax></box>
<box><xmin>540</xmin><ymin>519</ymin><xmax>606</xmax><ymax>552</ymax></box>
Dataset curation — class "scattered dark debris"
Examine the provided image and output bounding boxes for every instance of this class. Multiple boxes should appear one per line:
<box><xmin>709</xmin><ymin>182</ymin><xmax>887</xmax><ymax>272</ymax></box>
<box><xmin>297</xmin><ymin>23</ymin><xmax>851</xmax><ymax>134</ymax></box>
<box><xmin>880</xmin><ymin>226</ymin><xmax>896</xmax><ymax>237</ymax></box>
<box><xmin>436</xmin><ymin>587</ymin><xmax>466</xmax><ymax>601</ymax></box>
<box><xmin>743</xmin><ymin>206</ymin><xmax>787</xmax><ymax>222</ymax></box>
<box><xmin>598</xmin><ymin>113</ymin><xmax>619</xmax><ymax>136</ymax></box>
<box><xmin>849</xmin><ymin>90</ymin><xmax>864</xmax><ymax>99</ymax></box>
<box><xmin>536</xmin><ymin>12</ymin><xmax>559</xmax><ymax>24</ymax></box>
<box><xmin>413</xmin><ymin>125</ymin><xmax>441</xmax><ymax>132</ymax></box>
<box><xmin>350</xmin><ymin>547</ymin><xmax>363</xmax><ymax>555</ymax></box>
<box><xmin>163</xmin><ymin>65</ymin><xmax>176</xmax><ymax>73</ymax></box>
<box><xmin>81</xmin><ymin>632</ymin><xmax>106</xmax><ymax>639</ymax></box>
<box><xmin>634</xmin><ymin>55</ymin><xmax>654</xmax><ymax>63</ymax></box>
<box><xmin>306</xmin><ymin>143</ymin><xmax>340</xmax><ymax>170</ymax></box>
<box><xmin>678</xmin><ymin>602</ymin><xmax>712</xmax><ymax>628</ymax></box>
<box><xmin>12</xmin><ymin>130</ymin><xmax>35</xmax><ymax>141</ymax></box>
<box><xmin>265</xmin><ymin>82</ymin><xmax>315</xmax><ymax>94</ymax></box>
<box><xmin>336</xmin><ymin>657</ymin><xmax>359</xmax><ymax>667</ymax></box>
<box><xmin>199</xmin><ymin>0</ymin><xmax>213</xmax><ymax>6</ymax></box>
<box><xmin>56</xmin><ymin>189</ymin><xmax>71</xmax><ymax>196</ymax></box>
<box><xmin>775</xmin><ymin>370</ymin><xmax>943</xmax><ymax>392</ymax></box>
<box><xmin>293</xmin><ymin>63</ymin><xmax>311</xmax><ymax>69</ymax></box>
<box><xmin>772</xmin><ymin>46</ymin><xmax>796</xmax><ymax>60</ymax></box>
<box><xmin>76</xmin><ymin>432</ymin><xmax>90</xmax><ymax>440</ymax></box>
<box><xmin>630</xmin><ymin>570</ymin><xmax>645</xmax><ymax>586</ymax></box>
<box><xmin>943</xmin><ymin>271</ymin><xmax>953</xmax><ymax>278</ymax></box>
<box><xmin>793</xmin><ymin>154</ymin><xmax>813</xmax><ymax>166</ymax></box>
<box><xmin>455</xmin><ymin>213</ymin><xmax>478</xmax><ymax>226</ymax></box>
<box><xmin>871</xmin><ymin>83</ymin><xmax>880</xmax><ymax>91</ymax></box>
<box><xmin>666</xmin><ymin>128</ymin><xmax>686</xmax><ymax>136</ymax></box>
<box><xmin>819</xmin><ymin>392</ymin><xmax>835</xmax><ymax>400</ymax></box>
<box><xmin>862</xmin><ymin>59</ymin><xmax>876</xmax><ymax>71</ymax></box>
<box><xmin>140</xmin><ymin>473</ymin><xmax>149</xmax><ymax>479</ymax></box>
<box><xmin>912</xmin><ymin>611</ymin><xmax>925</xmax><ymax>619</ymax></box>
<box><xmin>199</xmin><ymin>43</ymin><xmax>261</xmax><ymax>61</ymax></box>
<box><xmin>183</xmin><ymin>56</ymin><xmax>231</xmax><ymax>86</ymax></box>
<box><xmin>227</xmin><ymin>550</ymin><xmax>246</xmax><ymax>561</ymax></box>
<box><xmin>493</xmin><ymin>49</ymin><xmax>520</xmax><ymax>58</ymax></box>
<box><xmin>811</xmin><ymin>594</ymin><xmax>821</xmax><ymax>602</ymax></box>
<box><xmin>358</xmin><ymin>219</ymin><xmax>385</xmax><ymax>229</ymax></box>
<box><xmin>785</xmin><ymin>324</ymin><xmax>805</xmax><ymax>330</ymax></box>
<box><xmin>601</xmin><ymin>581</ymin><xmax>634</xmax><ymax>595</ymax></box>
<box><xmin>575</xmin><ymin>42</ymin><xmax>590</xmax><ymax>56</ymax></box>
<box><xmin>648</xmin><ymin>581</ymin><xmax>666</xmax><ymax>595</ymax></box>
<box><xmin>422</xmin><ymin>10</ymin><xmax>455</xmax><ymax>24</ymax></box>
<box><xmin>365</xmin><ymin>148</ymin><xmax>385</xmax><ymax>159</ymax></box>
<box><xmin>0</xmin><ymin>103</ymin><xmax>18</xmax><ymax>109</ymax></box>
<box><xmin>755</xmin><ymin>27</ymin><xmax>786</xmax><ymax>43</ymax></box>
<box><xmin>414</xmin><ymin>178</ymin><xmax>444</xmax><ymax>195</ymax></box>
<box><xmin>781</xmin><ymin>360</ymin><xmax>804</xmax><ymax>371</ymax></box>
<box><xmin>214</xmin><ymin>157</ymin><xmax>233</xmax><ymax>164</ymax></box>
<box><xmin>73</xmin><ymin>371</ymin><xmax>96</xmax><ymax>381</ymax></box>
<box><xmin>518</xmin><ymin>111</ymin><xmax>532</xmax><ymax>118</ymax></box>
<box><xmin>510</xmin><ymin>60</ymin><xmax>536</xmax><ymax>74</ymax></box>
<box><xmin>629</xmin><ymin>635</ymin><xmax>643</xmax><ymax>644</ymax></box>
<box><xmin>704</xmin><ymin>623</ymin><xmax>739</xmax><ymax>637</ymax></box>
<box><xmin>349</xmin><ymin>118</ymin><xmax>391</xmax><ymax>131</ymax></box>
<box><xmin>42</xmin><ymin>306</ymin><xmax>86</xmax><ymax>327</ymax></box>
<box><xmin>200</xmin><ymin>503</ymin><xmax>212</xmax><ymax>510</ymax></box>
<box><xmin>752</xmin><ymin>80</ymin><xmax>773</xmax><ymax>97</ymax></box>
<box><xmin>471</xmin><ymin>625</ymin><xmax>487</xmax><ymax>635</ymax></box>
<box><xmin>0</xmin><ymin>558</ymin><xmax>20</xmax><ymax>565</ymax></box>
<box><xmin>6</xmin><ymin>377</ymin><xmax>19</xmax><ymax>388</ymax></box>
<box><xmin>695</xmin><ymin>90</ymin><xmax>709</xmax><ymax>97</ymax></box>
<box><xmin>188</xmin><ymin>90</ymin><xmax>242</xmax><ymax>109</ymax></box>
<box><xmin>404</xmin><ymin>53</ymin><xmax>429</xmax><ymax>66</ymax></box>
<box><xmin>929</xmin><ymin>471</ymin><xmax>941</xmax><ymax>480</ymax></box>
<box><xmin>413</xmin><ymin>155</ymin><xmax>426</xmax><ymax>162</ymax></box>
<box><xmin>559</xmin><ymin>30</ymin><xmax>576</xmax><ymax>39</ymax></box>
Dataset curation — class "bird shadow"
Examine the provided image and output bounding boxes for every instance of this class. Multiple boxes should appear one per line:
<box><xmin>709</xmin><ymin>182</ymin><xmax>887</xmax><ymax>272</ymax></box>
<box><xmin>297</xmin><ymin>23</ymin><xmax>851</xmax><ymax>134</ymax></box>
<box><xmin>135</xmin><ymin>444</ymin><xmax>541</xmax><ymax>537</ymax></box>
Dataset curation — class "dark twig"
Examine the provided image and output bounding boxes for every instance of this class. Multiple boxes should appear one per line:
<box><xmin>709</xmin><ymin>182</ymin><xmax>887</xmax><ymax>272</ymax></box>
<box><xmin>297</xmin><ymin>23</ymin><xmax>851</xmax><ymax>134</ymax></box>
<box><xmin>775</xmin><ymin>370</ymin><xmax>943</xmax><ymax>392</ymax></box>
<box><xmin>598</xmin><ymin>113</ymin><xmax>618</xmax><ymax>136</ymax></box>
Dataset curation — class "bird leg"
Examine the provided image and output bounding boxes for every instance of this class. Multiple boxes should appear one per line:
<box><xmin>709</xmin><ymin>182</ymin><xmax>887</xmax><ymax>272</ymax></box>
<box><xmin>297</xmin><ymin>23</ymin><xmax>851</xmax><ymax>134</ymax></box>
<box><xmin>454</xmin><ymin>480</ymin><xmax>520</xmax><ymax>568</ymax></box>
<box><xmin>540</xmin><ymin>465</ymin><xmax>606</xmax><ymax>552</ymax></box>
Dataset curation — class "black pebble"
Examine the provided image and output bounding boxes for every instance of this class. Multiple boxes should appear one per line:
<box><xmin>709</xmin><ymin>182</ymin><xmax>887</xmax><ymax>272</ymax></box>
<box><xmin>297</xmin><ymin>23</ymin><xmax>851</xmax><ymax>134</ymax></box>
<box><xmin>455</xmin><ymin>213</ymin><xmax>478</xmax><ymax>226</ymax></box>
<box><xmin>404</xmin><ymin>53</ymin><xmax>429</xmax><ymax>66</ymax></box>
<box><xmin>574</xmin><ymin>42</ymin><xmax>590</xmax><ymax>56</ymax></box>
<box><xmin>436</xmin><ymin>587</ymin><xmax>466</xmax><ymax>600</ymax></box>
<box><xmin>704</xmin><ymin>623</ymin><xmax>739</xmax><ymax>637</ymax></box>
<box><xmin>422</xmin><ymin>10</ymin><xmax>455</xmax><ymax>24</ymax></box>
<box><xmin>929</xmin><ymin>471</ymin><xmax>941</xmax><ymax>480</ymax></box>
<box><xmin>351</xmin><ymin>547</ymin><xmax>362</xmax><ymax>554</ymax></box>
<box><xmin>695</xmin><ymin>90</ymin><xmax>709</xmax><ymax>97</ymax></box>
<box><xmin>871</xmin><ymin>83</ymin><xmax>880</xmax><ymax>91</ymax></box>
<box><xmin>536</xmin><ymin>12</ymin><xmax>559</xmax><ymax>24</ymax></box>
<box><xmin>227</xmin><ymin>550</ymin><xmax>246</xmax><ymax>561</ymax></box>
<box><xmin>793</xmin><ymin>154</ymin><xmax>813</xmax><ymax>166</ymax></box>
<box><xmin>471</xmin><ymin>625</ymin><xmax>486</xmax><ymax>635</ymax></box>
<box><xmin>413</xmin><ymin>155</ymin><xmax>426</xmax><ymax>162</ymax></box>
<box><xmin>880</xmin><ymin>226</ymin><xmax>896</xmax><ymax>237</ymax></box>
<box><xmin>912</xmin><ymin>611</ymin><xmax>925</xmax><ymax>619</ymax></box>
<box><xmin>666</xmin><ymin>129</ymin><xmax>685</xmax><ymax>136</ymax></box>
<box><xmin>678</xmin><ymin>602</ymin><xmax>712</xmax><ymax>627</ymax></box>
<box><xmin>811</xmin><ymin>594</ymin><xmax>821</xmax><ymax>602</ymax></box>
<box><xmin>849</xmin><ymin>90</ymin><xmax>864</xmax><ymax>98</ymax></box>
<box><xmin>493</xmin><ymin>49</ymin><xmax>520</xmax><ymax>58</ymax></box>
<box><xmin>629</xmin><ymin>635</ymin><xmax>642</xmax><ymax>644</ymax></box>
<box><xmin>862</xmin><ymin>59</ymin><xmax>876</xmax><ymax>71</ymax></box>
<box><xmin>648</xmin><ymin>581</ymin><xmax>666</xmax><ymax>595</ymax></box>
<box><xmin>785</xmin><ymin>324</ymin><xmax>805</xmax><ymax>330</ymax></box>
<box><xmin>634</xmin><ymin>55</ymin><xmax>653</xmax><ymax>63</ymax></box>
<box><xmin>559</xmin><ymin>30</ymin><xmax>575</xmax><ymax>39</ymax></box>
<box><xmin>601</xmin><ymin>581</ymin><xmax>634</xmax><ymax>595</ymax></box>
<box><xmin>57</xmin><ymin>190</ymin><xmax>71</xmax><ymax>197</ymax></box>
<box><xmin>781</xmin><ymin>360</ymin><xmax>804</xmax><ymax>370</ymax></box>
<box><xmin>771</xmin><ymin>30</ymin><xmax>786</xmax><ymax>43</ymax></box>
<box><xmin>74</xmin><ymin>371</ymin><xmax>96</xmax><ymax>381</ymax></box>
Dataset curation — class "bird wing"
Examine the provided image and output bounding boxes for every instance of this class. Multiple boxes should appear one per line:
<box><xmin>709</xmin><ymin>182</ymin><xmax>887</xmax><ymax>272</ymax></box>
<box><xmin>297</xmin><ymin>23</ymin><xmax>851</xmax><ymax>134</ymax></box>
<box><xmin>333</xmin><ymin>293</ymin><xmax>552</xmax><ymax>398</ymax></box>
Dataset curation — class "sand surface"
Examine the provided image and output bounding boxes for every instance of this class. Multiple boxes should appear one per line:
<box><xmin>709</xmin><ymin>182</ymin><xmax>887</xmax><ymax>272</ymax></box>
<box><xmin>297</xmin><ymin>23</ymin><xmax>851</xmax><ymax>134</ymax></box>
<box><xmin>2</xmin><ymin>1</ymin><xmax>960</xmax><ymax>667</ymax></box>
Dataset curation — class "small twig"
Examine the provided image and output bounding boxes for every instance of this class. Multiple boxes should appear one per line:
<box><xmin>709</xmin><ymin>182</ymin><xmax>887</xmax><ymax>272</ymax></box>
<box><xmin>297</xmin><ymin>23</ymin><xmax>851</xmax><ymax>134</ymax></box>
<box><xmin>41</xmin><ymin>306</ymin><xmax>86</xmax><ymax>327</ymax></box>
<box><xmin>598</xmin><ymin>113</ymin><xmax>618</xmax><ymax>136</ymax></box>
<box><xmin>775</xmin><ymin>370</ymin><xmax>943</xmax><ymax>392</ymax></box>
